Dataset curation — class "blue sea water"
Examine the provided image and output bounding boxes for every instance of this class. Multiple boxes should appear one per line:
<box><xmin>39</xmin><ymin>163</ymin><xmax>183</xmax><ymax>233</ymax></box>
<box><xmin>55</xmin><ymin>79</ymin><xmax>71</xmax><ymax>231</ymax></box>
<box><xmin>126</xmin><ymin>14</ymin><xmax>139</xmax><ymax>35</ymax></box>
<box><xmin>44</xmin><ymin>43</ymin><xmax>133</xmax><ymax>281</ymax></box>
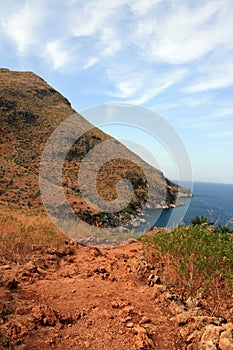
<box><xmin>136</xmin><ymin>182</ymin><xmax>233</xmax><ymax>232</ymax></box>
<box><xmin>182</xmin><ymin>182</ymin><xmax>233</xmax><ymax>227</ymax></box>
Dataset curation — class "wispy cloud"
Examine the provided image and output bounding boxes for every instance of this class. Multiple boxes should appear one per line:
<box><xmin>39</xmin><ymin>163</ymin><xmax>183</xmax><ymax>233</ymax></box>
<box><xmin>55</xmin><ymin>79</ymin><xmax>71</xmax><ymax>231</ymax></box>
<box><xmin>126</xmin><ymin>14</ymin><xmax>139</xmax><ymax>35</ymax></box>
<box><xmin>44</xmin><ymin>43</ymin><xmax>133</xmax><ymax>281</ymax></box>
<box><xmin>207</xmin><ymin>130</ymin><xmax>233</xmax><ymax>138</ymax></box>
<box><xmin>82</xmin><ymin>57</ymin><xmax>100</xmax><ymax>70</ymax></box>
<box><xmin>1</xmin><ymin>0</ymin><xmax>233</xmax><ymax>100</ymax></box>
<box><xmin>203</xmin><ymin>107</ymin><xmax>233</xmax><ymax>123</ymax></box>
<box><xmin>213</xmin><ymin>108</ymin><xmax>233</xmax><ymax>118</ymax></box>
<box><xmin>125</xmin><ymin>0</ymin><xmax>159</xmax><ymax>17</ymax></box>
<box><xmin>0</xmin><ymin>0</ymin><xmax>233</xmax><ymax>184</ymax></box>
<box><xmin>71</xmin><ymin>1</ymin><xmax>122</xmax><ymax>38</ymax></box>
<box><xmin>184</xmin><ymin>57</ymin><xmax>233</xmax><ymax>93</ymax></box>
<box><xmin>1</xmin><ymin>1</ymin><xmax>45</xmax><ymax>54</ymax></box>
<box><xmin>106</xmin><ymin>66</ymin><xmax>188</xmax><ymax>104</ymax></box>
<box><xmin>133</xmin><ymin>1</ymin><xmax>233</xmax><ymax>65</ymax></box>
<box><xmin>45</xmin><ymin>39</ymin><xmax>71</xmax><ymax>71</ymax></box>
<box><xmin>179</xmin><ymin>95</ymin><xmax>213</xmax><ymax>108</ymax></box>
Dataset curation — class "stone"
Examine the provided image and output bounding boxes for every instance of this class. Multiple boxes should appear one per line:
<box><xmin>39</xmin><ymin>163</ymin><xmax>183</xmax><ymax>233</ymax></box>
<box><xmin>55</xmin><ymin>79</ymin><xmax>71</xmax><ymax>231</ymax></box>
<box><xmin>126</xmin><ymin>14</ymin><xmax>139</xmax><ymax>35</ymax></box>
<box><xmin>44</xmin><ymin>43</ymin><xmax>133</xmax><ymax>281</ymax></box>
<box><xmin>198</xmin><ymin>341</ymin><xmax>217</xmax><ymax>350</ymax></box>
<box><xmin>198</xmin><ymin>324</ymin><xmax>223</xmax><ymax>350</ymax></box>
<box><xmin>220</xmin><ymin>329</ymin><xmax>233</xmax><ymax>340</ymax></box>
<box><xmin>135</xmin><ymin>332</ymin><xmax>154</xmax><ymax>349</ymax></box>
<box><xmin>139</xmin><ymin>316</ymin><xmax>151</xmax><ymax>324</ymax></box>
<box><xmin>0</xmin><ymin>265</ymin><xmax>11</xmax><ymax>270</ymax></box>
<box><xmin>24</xmin><ymin>261</ymin><xmax>37</xmax><ymax>272</ymax></box>
<box><xmin>172</xmin><ymin>311</ymin><xmax>193</xmax><ymax>326</ymax></box>
<box><xmin>219</xmin><ymin>328</ymin><xmax>233</xmax><ymax>350</ymax></box>
<box><xmin>104</xmin><ymin>334</ymin><xmax>113</xmax><ymax>341</ymax></box>
<box><xmin>148</xmin><ymin>273</ymin><xmax>154</xmax><ymax>281</ymax></box>
<box><xmin>125</xmin><ymin>316</ymin><xmax>132</xmax><ymax>321</ymax></box>
<box><xmin>111</xmin><ymin>301</ymin><xmax>119</xmax><ymax>308</ymax></box>
<box><xmin>32</xmin><ymin>305</ymin><xmax>58</xmax><ymax>326</ymax></box>
<box><xmin>161</xmin><ymin>291</ymin><xmax>173</xmax><ymax>301</ymax></box>
<box><xmin>187</xmin><ymin>329</ymin><xmax>202</xmax><ymax>344</ymax></box>
<box><xmin>3</xmin><ymin>277</ymin><xmax>19</xmax><ymax>290</ymax></box>
<box><xmin>187</xmin><ymin>344</ymin><xmax>195</xmax><ymax>350</ymax></box>
<box><xmin>126</xmin><ymin>322</ymin><xmax>134</xmax><ymax>328</ymax></box>
<box><xmin>168</xmin><ymin>300</ymin><xmax>185</xmax><ymax>315</ymax></box>
<box><xmin>133</xmin><ymin>324</ymin><xmax>154</xmax><ymax>349</ymax></box>
<box><xmin>151</xmin><ymin>284</ymin><xmax>164</xmax><ymax>298</ymax></box>
<box><xmin>83</xmin><ymin>340</ymin><xmax>91</xmax><ymax>348</ymax></box>
<box><xmin>133</xmin><ymin>324</ymin><xmax>147</xmax><ymax>335</ymax></box>
<box><xmin>147</xmin><ymin>273</ymin><xmax>160</xmax><ymax>287</ymax></box>
<box><xmin>186</xmin><ymin>296</ymin><xmax>199</xmax><ymax>309</ymax></box>
<box><xmin>219</xmin><ymin>337</ymin><xmax>233</xmax><ymax>350</ymax></box>
<box><xmin>224</xmin><ymin>323</ymin><xmax>233</xmax><ymax>331</ymax></box>
<box><xmin>123</xmin><ymin>306</ymin><xmax>134</xmax><ymax>315</ymax></box>
<box><xmin>201</xmin><ymin>325</ymin><xmax>223</xmax><ymax>343</ymax></box>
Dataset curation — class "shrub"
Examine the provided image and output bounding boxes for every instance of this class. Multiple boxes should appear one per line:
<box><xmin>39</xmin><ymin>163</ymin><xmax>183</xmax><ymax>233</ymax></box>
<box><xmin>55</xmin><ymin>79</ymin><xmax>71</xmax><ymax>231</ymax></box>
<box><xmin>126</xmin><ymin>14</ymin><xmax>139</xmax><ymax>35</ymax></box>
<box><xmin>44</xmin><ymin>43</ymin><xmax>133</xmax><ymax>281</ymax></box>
<box><xmin>142</xmin><ymin>222</ymin><xmax>233</xmax><ymax>316</ymax></box>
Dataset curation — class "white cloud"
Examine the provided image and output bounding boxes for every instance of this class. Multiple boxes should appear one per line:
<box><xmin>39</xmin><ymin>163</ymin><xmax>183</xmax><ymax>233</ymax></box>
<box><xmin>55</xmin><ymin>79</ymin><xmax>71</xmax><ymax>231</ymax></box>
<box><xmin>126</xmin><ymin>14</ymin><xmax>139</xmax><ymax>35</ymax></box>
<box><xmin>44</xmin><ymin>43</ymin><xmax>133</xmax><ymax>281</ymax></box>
<box><xmin>106</xmin><ymin>66</ymin><xmax>187</xmax><ymax>104</ymax></box>
<box><xmin>71</xmin><ymin>0</ymin><xmax>123</xmax><ymax>37</ymax></box>
<box><xmin>0</xmin><ymin>0</ymin><xmax>125</xmax><ymax>71</ymax></box>
<box><xmin>125</xmin><ymin>0</ymin><xmax>161</xmax><ymax>17</ymax></box>
<box><xmin>184</xmin><ymin>57</ymin><xmax>233</xmax><ymax>92</ymax></box>
<box><xmin>1</xmin><ymin>0</ymin><xmax>233</xmax><ymax>99</ymax></box>
<box><xmin>134</xmin><ymin>0</ymin><xmax>233</xmax><ymax>65</ymax></box>
<box><xmin>1</xmin><ymin>1</ymin><xmax>45</xmax><ymax>54</ymax></box>
<box><xmin>100</xmin><ymin>27</ymin><xmax>121</xmax><ymax>56</ymax></box>
<box><xmin>1</xmin><ymin>0</ymin><xmax>233</xmax><ymax>185</ymax></box>
<box><xmin>45</xmin><ymin>40</ymin><xmax>70</xmax><ymax>71</ymax></box>
<box><xmin>82</xmin><ymin>56</ymin><xmax>100</xmax><ymax>69</ymax></box>
<box><xmin>127</xmin><ymin>71</ymin><xmax>187</xmax><ymax>105</ymax></box>
<box><xmin>70</xmin><ymin>1</ymin><xmax>124</xmax><ymax>67</ymax></box>
<box><xmin>107</xmin><ymin>66</ymin><xmax>144</xmax><ymax>99</ymax></box>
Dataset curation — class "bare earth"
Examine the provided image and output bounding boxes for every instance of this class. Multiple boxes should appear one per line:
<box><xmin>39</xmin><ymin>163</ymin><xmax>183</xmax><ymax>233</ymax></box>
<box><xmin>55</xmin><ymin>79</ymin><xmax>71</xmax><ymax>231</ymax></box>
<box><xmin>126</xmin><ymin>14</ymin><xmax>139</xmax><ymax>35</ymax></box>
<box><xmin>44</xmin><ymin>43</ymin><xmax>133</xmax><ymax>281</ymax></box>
<box><xmin>0</xmin><ymin>241</ymin><xmax>185</xmax><ymax>350</ymax></box>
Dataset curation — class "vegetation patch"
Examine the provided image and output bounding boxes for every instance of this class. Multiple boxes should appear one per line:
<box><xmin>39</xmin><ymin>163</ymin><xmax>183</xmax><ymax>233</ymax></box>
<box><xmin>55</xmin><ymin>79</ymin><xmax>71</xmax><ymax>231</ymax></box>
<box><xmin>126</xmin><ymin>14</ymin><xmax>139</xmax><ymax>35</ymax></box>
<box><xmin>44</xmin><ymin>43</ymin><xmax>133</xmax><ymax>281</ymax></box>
<box><xmin>142</xmin><ymin>220</ymin><xmax>233</xmax><ymax>317</ymax></box>
<box><xmin>0</xmin><ymin>202</ymin><xmax>65</xmax><ymax>265</ymax></box>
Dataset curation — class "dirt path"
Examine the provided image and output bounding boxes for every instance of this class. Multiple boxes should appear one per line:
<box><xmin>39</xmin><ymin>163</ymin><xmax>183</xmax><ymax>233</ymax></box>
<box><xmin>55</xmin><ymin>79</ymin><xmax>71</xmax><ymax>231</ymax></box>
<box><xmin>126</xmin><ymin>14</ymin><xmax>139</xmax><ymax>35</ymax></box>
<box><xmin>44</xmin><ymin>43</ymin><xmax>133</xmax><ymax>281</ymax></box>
<box><xmin>1</xmin><ymin>241</ymin><xmax>185</xmax><ymax>349</ymax></box>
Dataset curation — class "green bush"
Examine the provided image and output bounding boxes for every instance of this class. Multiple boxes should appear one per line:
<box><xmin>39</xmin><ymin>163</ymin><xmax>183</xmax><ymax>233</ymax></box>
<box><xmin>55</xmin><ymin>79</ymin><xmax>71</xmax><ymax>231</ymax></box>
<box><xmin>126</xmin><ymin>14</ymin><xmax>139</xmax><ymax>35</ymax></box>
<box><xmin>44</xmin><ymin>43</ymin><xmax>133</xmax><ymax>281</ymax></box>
<box><xmin>142</xmin><ymin>222</ymin><xmax>233</xmax><ymax>291</ymax></box>
<box><xmin>191</xmin><ymin>216</ymin><xmax>213</xmax><ymax>226</ymax></box>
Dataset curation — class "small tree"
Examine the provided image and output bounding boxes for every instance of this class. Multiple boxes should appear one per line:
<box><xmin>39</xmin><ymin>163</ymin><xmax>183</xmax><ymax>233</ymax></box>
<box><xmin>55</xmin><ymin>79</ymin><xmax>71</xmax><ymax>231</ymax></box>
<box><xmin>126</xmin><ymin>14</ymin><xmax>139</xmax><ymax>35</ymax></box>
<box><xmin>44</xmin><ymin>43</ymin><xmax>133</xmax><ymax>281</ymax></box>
<box><xmin>214</xmin><ymin>223</ymin><xmax>233</xmax><ymax>234</ymax></box>
<box><xmin>191</xmin><ymin>216</ymin><xmax>211</xmax><ymax>226</ymax></box>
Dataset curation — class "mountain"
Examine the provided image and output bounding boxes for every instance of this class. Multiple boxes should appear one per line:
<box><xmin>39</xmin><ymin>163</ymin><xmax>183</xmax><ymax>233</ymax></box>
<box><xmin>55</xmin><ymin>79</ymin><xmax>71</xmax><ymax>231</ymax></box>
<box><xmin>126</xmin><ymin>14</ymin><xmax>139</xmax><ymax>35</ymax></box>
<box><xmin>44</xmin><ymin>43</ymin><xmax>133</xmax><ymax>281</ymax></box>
<box><xmin>0</xmin><ymin>68</ymin><xmax>191</xmax><ymax>230</ymax></box>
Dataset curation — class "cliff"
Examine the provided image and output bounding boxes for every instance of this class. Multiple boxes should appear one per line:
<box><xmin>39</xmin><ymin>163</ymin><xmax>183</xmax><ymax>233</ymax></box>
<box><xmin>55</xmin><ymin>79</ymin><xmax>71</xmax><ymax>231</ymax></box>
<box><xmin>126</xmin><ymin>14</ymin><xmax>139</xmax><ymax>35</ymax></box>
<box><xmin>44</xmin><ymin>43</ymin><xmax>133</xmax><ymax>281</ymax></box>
<box><xmin>0</xmin><ymin>68</ymin><xmax>191</xmax><ymax>228</ymax></box>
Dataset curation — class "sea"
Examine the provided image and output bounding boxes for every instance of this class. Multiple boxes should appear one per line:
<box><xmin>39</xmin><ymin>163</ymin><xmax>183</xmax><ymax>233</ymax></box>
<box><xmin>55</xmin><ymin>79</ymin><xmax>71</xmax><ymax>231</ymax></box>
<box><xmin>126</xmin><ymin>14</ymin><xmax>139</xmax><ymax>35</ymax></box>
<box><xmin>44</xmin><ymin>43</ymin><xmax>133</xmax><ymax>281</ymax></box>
<box><xmin>136</xmin><ymin>181</ymin><xmax>233</xmax><ymax>232</ymax></box>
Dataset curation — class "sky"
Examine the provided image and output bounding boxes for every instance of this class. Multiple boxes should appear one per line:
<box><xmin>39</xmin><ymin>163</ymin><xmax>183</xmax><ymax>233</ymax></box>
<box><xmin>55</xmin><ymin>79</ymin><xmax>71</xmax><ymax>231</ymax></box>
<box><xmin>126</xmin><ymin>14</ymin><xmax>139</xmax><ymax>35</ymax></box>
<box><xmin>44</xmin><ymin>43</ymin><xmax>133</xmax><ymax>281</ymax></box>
<box><xmin>0</xmin><ymin>0</ymin><xmax>233</xmax><ymax>185</ymax></box>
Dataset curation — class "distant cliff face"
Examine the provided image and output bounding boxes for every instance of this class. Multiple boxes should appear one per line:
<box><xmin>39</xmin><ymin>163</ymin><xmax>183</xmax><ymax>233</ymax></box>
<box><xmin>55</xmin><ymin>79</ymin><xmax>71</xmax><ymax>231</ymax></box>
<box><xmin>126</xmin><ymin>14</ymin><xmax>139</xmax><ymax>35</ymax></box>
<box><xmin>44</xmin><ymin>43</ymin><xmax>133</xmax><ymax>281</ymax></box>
<box><xmin>0</xmin><ymin>68</ymin><xmax>191</xmax><ymax>228</ymax></box>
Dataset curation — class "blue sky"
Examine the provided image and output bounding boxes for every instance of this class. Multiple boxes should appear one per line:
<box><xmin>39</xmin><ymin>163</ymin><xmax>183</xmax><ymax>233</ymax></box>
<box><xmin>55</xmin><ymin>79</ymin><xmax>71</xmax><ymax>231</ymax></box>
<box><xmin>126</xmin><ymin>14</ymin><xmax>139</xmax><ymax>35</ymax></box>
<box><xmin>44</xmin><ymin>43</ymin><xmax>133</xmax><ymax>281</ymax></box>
<box><xmin>1</xmin><ymin>0</ymin><xmax>233</xmax><ymax>184</ymax></box>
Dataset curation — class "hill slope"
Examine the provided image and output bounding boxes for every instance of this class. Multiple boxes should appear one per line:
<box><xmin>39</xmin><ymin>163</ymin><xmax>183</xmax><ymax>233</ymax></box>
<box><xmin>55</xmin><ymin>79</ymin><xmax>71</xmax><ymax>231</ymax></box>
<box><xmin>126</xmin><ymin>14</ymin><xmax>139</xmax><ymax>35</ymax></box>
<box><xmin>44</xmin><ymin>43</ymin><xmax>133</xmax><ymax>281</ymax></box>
<box><xmin>0</xmin><ymin>68</ymin><xmax>191</xmax><ymax>231</ymax></box>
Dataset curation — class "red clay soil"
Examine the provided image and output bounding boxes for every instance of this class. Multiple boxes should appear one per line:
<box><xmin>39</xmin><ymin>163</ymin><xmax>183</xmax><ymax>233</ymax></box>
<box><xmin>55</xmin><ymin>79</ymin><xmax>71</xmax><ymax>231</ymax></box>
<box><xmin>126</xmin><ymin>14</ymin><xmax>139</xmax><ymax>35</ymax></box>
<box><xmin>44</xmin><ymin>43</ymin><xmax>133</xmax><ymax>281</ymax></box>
<box><xmin>0</xmin><ymin>241</ymin><xmax>185</xmax><ymax>350</ymax></box>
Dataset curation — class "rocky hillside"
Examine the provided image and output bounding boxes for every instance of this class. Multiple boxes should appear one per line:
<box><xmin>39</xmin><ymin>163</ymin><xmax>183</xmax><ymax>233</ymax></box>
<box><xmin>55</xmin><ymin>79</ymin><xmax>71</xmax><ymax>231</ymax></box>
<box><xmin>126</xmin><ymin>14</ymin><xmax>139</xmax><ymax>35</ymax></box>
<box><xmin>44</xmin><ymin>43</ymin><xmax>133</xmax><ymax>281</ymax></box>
<box><xmin>0</xmin><ymin>68</ymin><xmax>191</xmax><ymax>230</ymax></box>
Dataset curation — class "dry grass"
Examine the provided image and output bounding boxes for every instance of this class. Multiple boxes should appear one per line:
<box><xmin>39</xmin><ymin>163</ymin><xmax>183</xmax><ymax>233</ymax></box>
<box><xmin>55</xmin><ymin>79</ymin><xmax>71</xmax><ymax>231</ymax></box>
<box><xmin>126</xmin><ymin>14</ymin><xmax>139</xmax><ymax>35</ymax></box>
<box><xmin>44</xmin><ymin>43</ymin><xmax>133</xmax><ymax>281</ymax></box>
<box><xmin>0</xmin><ymin>201</ymin><xmax>65</xmax><ymax>265</ymax></box>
